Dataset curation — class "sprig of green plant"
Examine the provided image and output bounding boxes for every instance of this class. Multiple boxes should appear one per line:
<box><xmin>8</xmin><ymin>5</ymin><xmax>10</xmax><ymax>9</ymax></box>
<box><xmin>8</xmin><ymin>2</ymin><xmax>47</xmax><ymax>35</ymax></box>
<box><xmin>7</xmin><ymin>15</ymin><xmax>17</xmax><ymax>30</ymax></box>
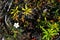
<box><xmin>10</xmin><ymin>6</ymin><xmax>20</xmax><ymax>20</ymax></box>
<box><xmin>22</xmin><ymin>4</ymin><xmax>32</xmax><ymax>16</ymax></box>
<box><xmin>40</xmin><ymin>26</ymin><xmax>59</xmax><ymax>40</ymax></box>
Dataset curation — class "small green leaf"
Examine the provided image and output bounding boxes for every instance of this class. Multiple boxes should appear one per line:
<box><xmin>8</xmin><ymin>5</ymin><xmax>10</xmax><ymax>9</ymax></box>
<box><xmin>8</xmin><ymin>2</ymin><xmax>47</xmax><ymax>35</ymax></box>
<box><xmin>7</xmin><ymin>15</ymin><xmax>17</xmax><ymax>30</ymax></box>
<box><xmin>42</xmin><ymin>35</ymin><xmax>47</xmax><ymax>39</ymax></box>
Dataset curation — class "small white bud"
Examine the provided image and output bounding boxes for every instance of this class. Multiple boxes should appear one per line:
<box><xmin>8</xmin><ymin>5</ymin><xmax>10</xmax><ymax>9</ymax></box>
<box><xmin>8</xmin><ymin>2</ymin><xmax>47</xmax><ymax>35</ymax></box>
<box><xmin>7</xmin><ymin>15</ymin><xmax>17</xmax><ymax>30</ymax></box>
<box><xmin>43</xmin><ymin>9</ymin><xmax>47</xmax><ymax>13</ymax></box>
<box><xmin>2</xmin><ymin>37</ymin><xmax>4</xmax><ymax>40</ymax></box>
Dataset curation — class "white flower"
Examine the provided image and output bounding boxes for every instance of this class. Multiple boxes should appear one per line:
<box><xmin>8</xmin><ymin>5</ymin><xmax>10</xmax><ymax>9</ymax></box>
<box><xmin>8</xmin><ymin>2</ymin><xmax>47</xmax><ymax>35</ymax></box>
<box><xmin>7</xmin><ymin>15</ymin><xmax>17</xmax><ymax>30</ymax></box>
<box><xmin>43</xmin><ymin>9</ymin><xmax>47</xmax><ymax>13</ymax></box>
<box><xmin>13</xmin><ymin>23</ymin><xmax>19</xmax><ymax>28</ymax></box>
